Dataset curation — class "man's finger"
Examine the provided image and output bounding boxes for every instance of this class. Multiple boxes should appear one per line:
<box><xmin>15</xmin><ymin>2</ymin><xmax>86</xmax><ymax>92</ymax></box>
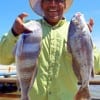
<box><xmin>89</xmin><ymin>18</ymin><xmax>94</xmax><ymax>27</ymax></box>
<box><xmin>88</xmin><ymin>18</ymin><xmax>94</xmax><ymax>32</ymax></box>
<box><xmin>18</xmin><ymin>12</ymin><xmax>29</xmax><ymax>20</ymax></box>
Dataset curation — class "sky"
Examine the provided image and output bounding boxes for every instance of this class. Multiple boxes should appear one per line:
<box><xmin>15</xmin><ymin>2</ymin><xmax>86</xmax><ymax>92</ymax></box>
<box><xmin>0</xmin><ymin>0</ymin><xmax>100</xmax><ymax>49</ymax></box>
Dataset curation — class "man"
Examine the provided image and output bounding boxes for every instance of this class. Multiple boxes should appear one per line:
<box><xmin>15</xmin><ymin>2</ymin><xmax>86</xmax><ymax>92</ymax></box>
<box><xmin>0</xmin><ymin>0</ymin><xmax>100</xmax><ymax>100</ymax></box>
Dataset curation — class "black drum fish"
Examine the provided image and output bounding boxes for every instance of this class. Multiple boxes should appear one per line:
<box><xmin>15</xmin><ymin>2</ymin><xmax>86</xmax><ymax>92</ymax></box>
<box><xmin>14</xmin><ymin>20</ymin><xmax>42</xmax><ymax>100</ymax></box>
<box><xmin>67</xmin><ymin>12</ymin><xmax>94</xmax><ymax>100</ymax></box>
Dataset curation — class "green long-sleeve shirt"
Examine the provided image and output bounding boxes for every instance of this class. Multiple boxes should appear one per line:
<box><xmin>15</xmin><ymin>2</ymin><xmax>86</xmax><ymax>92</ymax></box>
<box><xmin>0</xmin><ymin>19</ymin><xmax>100</xmax><ymax>100</ymax></box>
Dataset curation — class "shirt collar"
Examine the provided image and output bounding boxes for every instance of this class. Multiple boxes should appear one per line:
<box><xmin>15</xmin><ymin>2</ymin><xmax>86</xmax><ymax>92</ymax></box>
<box><xmin>42</xmin><ymin>18</ymin><xmax>67</xmax><ymax>29</ymax></box>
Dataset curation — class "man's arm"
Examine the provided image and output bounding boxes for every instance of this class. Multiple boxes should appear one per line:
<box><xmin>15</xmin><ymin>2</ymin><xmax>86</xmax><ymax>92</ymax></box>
<box><xmin>0</xmin><ymin>31</ymin><xmax>18</xmax><ymax>64</ymax></box>
<box><xmin>0</xmin><ymin>12</ymin><xmax>30</xmax><ymax>65</ymax></box>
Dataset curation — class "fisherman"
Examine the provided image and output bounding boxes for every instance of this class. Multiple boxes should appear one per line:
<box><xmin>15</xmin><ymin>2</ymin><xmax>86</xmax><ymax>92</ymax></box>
<box><xmin>0</xmin><ymin>0</ymin><xmax>100</xmax><ymax>100</ymax></box>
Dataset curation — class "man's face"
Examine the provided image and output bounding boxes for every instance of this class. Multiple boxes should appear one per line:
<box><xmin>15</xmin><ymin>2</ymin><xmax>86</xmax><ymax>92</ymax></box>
<box><xmin>41</xmin><ymin>0</ymin><xmax>66</xmax><ymax>25</ymax></box>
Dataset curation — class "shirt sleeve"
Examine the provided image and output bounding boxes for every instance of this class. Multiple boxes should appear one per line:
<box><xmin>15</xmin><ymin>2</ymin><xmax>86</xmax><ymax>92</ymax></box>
<box><xmin>93</xmin><ymin>46</ymin><xmax>100</xmax><ymax>75</ymax></box>
<box><xmin>0</xmin><ymin>30</ymin><xmax>18</xmax><ymax>64</ymax></box>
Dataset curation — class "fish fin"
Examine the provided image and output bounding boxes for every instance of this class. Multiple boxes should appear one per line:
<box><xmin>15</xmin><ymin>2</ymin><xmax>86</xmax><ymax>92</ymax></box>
<box><xmin>30</xmin><ymin>63</ymin><xmax>38</xmax><ymax>88</ymax></box>
<box><xmin>15</xmin><ymin>35</ymin><xmax>24</xmax><ymax>57</ymax></box>
<box><xmin>12</xmin><ymin>43</ymin><xmax>17</xmax><ymax>56</ymax></box>
<box><xmin>75</xmin><ymin>86</ymin><xmax>91</xmax><ymax>100</ymax></box>
<box><xmin>91</xmin><ymin>67</ymin><xmax>95</xmax><ymax>78</ymax></box>
<box><xmin>67</xmin><ymin>41</ymin><xmax>72</xmax><ymax>53</ymax></box>
<box><xmin>72</xmin><ymin>58</ymin><xmax>81</xmax><ymax>81</ymax></box>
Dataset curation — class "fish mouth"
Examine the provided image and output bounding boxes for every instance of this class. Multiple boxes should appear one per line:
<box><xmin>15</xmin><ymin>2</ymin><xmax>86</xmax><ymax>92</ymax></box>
<box><xmin>72</xmin><ymin>18</ymin><xmax>79</xmax><ymax>27</ymax></box>
<box><xmin>72</xmin><ymin>17</ymin><xmax>85</xmax><ymax>31</ymax></box>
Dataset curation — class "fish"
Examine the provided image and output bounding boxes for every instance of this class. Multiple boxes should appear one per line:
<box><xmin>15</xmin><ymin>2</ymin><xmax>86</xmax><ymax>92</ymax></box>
<box><xmin>67</xmin><ymin>12</ymin><xmax>94</xmax><ymax>100</ymax></box>
<box><xmin>14</xmin><ymin>20</ymin><xmax>42</xmax><ymax>100</ymax></box>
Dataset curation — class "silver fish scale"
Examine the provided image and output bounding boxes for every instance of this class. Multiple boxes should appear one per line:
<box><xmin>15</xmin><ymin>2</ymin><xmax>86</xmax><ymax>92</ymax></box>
<box><xmin>14</xmin><ymin>20</ymin><xmax>42</xmax><ymax>100</ymax></box>
<box><xmin>67</xmin><ymin>12</ymin><xmax>94</xmax><ymax>99</ymax></box>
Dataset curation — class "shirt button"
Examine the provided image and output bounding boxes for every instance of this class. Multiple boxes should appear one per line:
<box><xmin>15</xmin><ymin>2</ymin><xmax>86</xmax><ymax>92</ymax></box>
<box><xmin>49</xmin><ymin>77</ymin><xmax>52</xmax><ymax>81</ymax></box>
<box><xmin>49</xmin><ymin>91</ymin><xmax>51</xmax><ymax>95</ymax></box>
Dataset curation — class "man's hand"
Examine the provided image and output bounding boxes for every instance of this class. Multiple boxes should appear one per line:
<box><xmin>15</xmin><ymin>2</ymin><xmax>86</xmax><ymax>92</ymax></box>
<box><xmin>12</xmin><ymin>12</ymin><xmax>31</xmax><ymax>36</ymax></box>
<box><xmin>88</xmin><ymin>18</ymin><xmax>94</xmax><ymax>32</ymax></box>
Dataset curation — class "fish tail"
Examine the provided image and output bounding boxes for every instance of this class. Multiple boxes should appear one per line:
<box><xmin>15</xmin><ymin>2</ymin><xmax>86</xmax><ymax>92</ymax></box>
<box><xmin>19</xmin><ymin>65</ymin><xmax>37</xmax><ymax>100</ymax></box>
<box><xmin>21</xmin><ymin>94</ymin><xmax>30</xmax><ymax>100</ymax></box>
<box><xmin>20</xmin><ymin>80</ymin><xmax>30</xmax><ymax>100</ymax></box>
<box><xmin>75</xmin><ymin>86</ymin><xmax>91</xmax><ymax>100</ymax></box>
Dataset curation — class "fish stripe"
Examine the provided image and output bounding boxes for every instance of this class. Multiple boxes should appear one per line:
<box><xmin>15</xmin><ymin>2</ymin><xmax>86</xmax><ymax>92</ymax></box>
<box><xmin>22</xmin><ymin>43</ymin><xmax>40</xmax><ymax>53</ymax></box>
